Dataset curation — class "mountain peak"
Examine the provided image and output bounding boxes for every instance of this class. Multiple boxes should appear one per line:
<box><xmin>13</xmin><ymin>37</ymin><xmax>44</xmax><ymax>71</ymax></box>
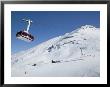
<box><xmin>81</xmin><ymin>25</ymin><xmax>96</xmax><ymax>29</ymax></box>
<box><xmin>11</xmin><ymin>25</ymin><xmax>100</xmax><ymax>77</ymax></box>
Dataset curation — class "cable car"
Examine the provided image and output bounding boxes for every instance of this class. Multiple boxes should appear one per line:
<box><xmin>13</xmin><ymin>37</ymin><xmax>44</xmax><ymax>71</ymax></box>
<box><xmin>16</xmin><ymin>19</ymin><xmax>34</xmax><ymax>42</ymax></box>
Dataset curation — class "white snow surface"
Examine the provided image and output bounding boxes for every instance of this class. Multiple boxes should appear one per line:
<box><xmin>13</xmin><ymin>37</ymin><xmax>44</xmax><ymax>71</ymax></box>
<box><xmin>11</xmin><ymin>25</ymin><xmax>100</xmax><ymax>77</ymax></box>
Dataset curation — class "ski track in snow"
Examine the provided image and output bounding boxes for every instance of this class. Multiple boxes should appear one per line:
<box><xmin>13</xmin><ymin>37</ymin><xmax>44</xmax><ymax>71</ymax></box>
<box><xmin>11</xmin><ymin>25</ymin><xmax>100</xmax><ymax>77</ymax></box>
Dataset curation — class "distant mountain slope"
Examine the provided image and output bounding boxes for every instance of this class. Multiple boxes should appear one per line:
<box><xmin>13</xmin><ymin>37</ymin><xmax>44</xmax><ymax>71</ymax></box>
<box><xmin>11</xmin><ymin>25</ymin><xmax>100</xmax><ymax>77</ymax></box>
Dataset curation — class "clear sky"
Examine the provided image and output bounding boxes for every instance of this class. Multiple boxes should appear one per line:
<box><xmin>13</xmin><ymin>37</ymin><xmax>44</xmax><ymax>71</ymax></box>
<box><xmin>11</xmin><ymin>11</ymin><xmax>100</xmax><ymax>54</ymax></box>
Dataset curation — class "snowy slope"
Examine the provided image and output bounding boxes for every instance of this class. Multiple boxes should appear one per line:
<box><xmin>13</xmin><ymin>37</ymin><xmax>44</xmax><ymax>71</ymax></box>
<box><xmin>11</xmin><ymin>25</ymin><xmax>100</xmax><ymax>77</ymax></box>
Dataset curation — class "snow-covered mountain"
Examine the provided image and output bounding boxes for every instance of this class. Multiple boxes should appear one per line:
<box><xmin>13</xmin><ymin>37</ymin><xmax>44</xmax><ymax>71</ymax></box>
<box><xmin>11</xmin><ymin>25</ymin><xmax>100</xmax><ymax>77</ymax></box>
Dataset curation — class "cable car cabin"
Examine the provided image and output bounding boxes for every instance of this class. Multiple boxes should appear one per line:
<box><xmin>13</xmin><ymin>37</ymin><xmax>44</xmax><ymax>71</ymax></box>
<box><xmin>16</xmin><ymin>30</ymin><xmax>34</xmax><ymax>42</ymax></box>
<box><xmin>16</xmin><ymin>19</ymin><xmax>34</xmax><ymax>42</ymax></box>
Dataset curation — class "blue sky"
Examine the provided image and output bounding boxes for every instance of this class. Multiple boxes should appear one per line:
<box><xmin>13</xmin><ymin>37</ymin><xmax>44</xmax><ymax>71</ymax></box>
<box><xmin>11</xmin><ymin>11</ymin><xmax>100</xmax><ymax>54</ymax></box>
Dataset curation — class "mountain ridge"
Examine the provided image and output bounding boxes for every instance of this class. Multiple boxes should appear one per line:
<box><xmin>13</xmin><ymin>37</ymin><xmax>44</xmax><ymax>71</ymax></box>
<box><xmin>11</xmin><ymin>25</ymin><xmax>100</xmax><ymax>77</ymax></box>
